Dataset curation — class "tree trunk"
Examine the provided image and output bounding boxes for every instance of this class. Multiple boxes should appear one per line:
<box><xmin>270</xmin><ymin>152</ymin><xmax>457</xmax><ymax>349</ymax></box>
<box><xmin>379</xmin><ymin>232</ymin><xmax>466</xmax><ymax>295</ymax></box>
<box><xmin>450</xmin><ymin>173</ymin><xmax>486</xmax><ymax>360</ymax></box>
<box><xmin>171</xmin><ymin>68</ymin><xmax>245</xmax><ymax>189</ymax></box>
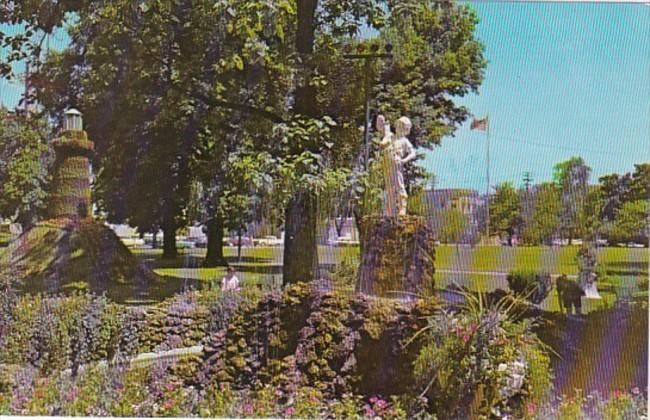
<box><xmin>353</xmin><ymin>207</ymin><xmax>365</xmax><ymax>259</ymax></box>
<box><xmin>152</xmin><ymin>230</ymin><xmax>158</xmax><ymax>249</ymax></box>
<box><xmin>282</xmin><ymin>0</ymin><xmax>319</xmax><ymax>285</ymax></box>
<box><xmin>204</xmin><ymin>214</ymin><xmax>227</xmax><ymax>267</ymax></box>
<box><xmin>283</xmin><ymin>191</ymin><xmax>317</xmax><ymax>284</ymax></box>
<box><xmin>237</xmin><ymin>227</ymin><xmax>243</xmax><ymax>262</ymax></box>
<box><xmin>162</xmin><ymin>217</ymin><xmax>178</xmax><ymax>260</ymax></box>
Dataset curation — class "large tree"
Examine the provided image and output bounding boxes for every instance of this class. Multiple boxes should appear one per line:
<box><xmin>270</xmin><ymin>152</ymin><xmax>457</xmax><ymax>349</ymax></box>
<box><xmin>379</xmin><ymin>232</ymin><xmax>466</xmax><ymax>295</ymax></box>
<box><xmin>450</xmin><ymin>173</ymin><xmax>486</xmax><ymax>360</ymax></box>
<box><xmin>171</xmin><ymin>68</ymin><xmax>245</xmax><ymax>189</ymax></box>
<box><xmin>553</xmin><ymin>156</ymin><xmax>591</xmax><ymax>244</ymax></box>
<box><xmin>630</xmin><ymin>163</ymin><xmax>650</xmax><ymax>201</ymax></box>
<box><xmin>5</xmin><ymin>0</ymin><xmax>486</xmax><ymax>282</ymax></box>
<box><xmin>610</xmin><ymin>200</ymin><xmax>649</xmax><ymax>245</ymax></box>
<box><xmin>521</xmin><ymin>182</ymin><xmax>561</xmax><ymax>245</ymax></box>
<box><xmin>29</xmin><ymin>0</ymin><xmax>293</xmax><ymax>259</ymax></box>
<box><xmin>0</xmin><ymin>108</ymin><xmax>51</xmax><ymax>228</ymax></box>
<box><xmin>598</xmin><ymin>172</ymin><xmax>633</xmax><ymax>221</ymax></box>
<box><xmin>489</xmin><ymin>182</ymin><xmax>522</xmax><ymax>246</ymax></box>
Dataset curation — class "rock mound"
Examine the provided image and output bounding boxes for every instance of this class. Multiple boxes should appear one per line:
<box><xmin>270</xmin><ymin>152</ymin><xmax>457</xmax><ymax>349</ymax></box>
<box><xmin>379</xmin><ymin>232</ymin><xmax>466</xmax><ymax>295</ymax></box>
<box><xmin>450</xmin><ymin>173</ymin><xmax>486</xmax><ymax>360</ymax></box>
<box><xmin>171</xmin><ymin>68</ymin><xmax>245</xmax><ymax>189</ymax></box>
<box><xmin>0</xmin><ymin>217</ymin><xmax>167</xmax><ymax>301</ymax></box>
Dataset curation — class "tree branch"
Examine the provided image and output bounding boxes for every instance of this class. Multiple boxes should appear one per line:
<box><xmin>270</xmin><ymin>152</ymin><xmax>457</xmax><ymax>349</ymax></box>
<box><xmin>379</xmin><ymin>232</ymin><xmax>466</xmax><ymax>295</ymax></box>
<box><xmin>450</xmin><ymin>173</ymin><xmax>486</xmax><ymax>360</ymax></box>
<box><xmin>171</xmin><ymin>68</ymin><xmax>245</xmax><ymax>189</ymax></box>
<box><xmin>194</xmin><ymin>91</ymin><xmax>285</xmax><ymax>124</ymax></box>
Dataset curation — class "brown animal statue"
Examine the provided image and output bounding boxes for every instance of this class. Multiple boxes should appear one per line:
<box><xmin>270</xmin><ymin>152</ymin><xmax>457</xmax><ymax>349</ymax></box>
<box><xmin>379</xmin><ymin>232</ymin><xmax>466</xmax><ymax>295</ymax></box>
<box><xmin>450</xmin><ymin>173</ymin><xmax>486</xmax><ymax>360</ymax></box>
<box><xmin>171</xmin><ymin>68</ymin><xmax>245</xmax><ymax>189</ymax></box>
<box><xmin>556</xmin><ymin>274</ymin><xmax>585</xmax><ymax>315</ymax></box>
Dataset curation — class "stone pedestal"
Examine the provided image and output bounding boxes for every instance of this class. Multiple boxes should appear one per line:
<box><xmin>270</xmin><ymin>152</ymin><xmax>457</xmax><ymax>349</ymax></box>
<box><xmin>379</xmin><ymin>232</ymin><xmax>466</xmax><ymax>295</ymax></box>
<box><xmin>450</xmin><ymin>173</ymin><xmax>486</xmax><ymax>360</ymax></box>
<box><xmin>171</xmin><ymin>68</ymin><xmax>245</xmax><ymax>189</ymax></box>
<box><xmin>356</xmin><ymin>215</ymin><xmax>435</xmax><ymax>298</ymax></box>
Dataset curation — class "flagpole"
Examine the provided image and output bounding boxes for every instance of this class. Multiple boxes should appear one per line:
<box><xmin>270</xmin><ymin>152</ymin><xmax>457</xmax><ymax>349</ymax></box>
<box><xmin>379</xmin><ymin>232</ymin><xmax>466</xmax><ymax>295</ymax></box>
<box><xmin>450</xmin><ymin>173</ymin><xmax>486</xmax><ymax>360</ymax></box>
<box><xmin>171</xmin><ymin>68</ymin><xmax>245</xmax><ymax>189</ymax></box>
<box><xmin>486</xmin><ymin>114</ymin><xmax>490</xmax><ymax>241</ymax></box>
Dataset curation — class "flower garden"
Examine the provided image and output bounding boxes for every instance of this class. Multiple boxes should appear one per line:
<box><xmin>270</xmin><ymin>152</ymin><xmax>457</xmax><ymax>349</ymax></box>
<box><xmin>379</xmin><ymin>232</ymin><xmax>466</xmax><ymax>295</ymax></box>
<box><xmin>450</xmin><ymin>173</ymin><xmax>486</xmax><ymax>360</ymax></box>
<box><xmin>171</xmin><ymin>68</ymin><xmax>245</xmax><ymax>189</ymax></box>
<box><xmin>0</xmin><ymin>273</ymin><xmax>647</xmax><ymax>419</ymax></box>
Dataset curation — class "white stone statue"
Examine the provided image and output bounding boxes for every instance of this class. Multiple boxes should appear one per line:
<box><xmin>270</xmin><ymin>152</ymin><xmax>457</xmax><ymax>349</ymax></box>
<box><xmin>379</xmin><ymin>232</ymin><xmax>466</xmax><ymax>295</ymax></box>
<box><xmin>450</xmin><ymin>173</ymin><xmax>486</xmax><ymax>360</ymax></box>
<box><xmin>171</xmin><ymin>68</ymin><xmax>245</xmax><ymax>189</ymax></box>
<box><xmin>581</xmin><ymin>272</ymin><xmax>601</xmax><ymax>299</ymax></box>
<box><xmin>376</xmin><ymin>115</ymin><xmax>417</xmax><ymax>217</ymax></box>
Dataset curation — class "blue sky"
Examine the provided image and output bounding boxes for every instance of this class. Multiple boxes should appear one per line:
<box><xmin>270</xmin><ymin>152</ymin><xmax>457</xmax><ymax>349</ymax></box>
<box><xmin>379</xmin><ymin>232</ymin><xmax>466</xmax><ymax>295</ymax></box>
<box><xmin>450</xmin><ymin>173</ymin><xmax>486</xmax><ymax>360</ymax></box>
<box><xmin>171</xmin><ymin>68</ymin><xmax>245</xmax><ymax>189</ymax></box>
<box><xmin>1</xmin><ymin>3</ymin><xmax>649</xmax><ymax>191</ymax></box>
<box><xmin>425</xmin><ymin>2</ymin><xmax>650</xmax><ymax>191</ymax></box>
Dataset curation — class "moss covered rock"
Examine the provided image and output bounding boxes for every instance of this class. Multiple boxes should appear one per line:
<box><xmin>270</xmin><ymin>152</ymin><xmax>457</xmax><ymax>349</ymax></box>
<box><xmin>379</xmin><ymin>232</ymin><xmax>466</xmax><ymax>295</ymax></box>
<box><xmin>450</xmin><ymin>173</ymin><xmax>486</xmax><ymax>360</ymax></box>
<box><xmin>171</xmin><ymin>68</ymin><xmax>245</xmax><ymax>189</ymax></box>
<box><xmin>357</xmin><ymin>215</ymin><xmax>435</xmax><ymax>297</ymax></box>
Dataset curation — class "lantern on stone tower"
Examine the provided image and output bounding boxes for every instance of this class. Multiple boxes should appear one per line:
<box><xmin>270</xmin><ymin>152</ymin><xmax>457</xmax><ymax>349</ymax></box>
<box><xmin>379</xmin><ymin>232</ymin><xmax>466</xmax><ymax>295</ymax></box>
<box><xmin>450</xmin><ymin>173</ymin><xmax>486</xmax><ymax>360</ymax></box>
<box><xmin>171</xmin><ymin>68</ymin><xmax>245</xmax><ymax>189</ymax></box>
<box><xmin>49</xmin><ymin>108</ymin><xmax>95</xmax><ymax>219</ymax></box>
<box><xmin>63</xmin><ymin>108</ymin><xmax>83</xmax><ymax>131</ymax></box>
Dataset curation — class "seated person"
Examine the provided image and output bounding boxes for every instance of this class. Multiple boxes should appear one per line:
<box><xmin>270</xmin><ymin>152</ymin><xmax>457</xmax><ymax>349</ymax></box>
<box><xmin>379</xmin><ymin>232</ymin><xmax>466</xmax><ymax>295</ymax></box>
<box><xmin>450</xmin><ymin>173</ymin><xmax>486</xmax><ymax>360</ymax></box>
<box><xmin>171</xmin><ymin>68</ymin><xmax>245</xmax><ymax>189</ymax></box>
<box><xmin>220</xmin><ymin>266</ymin><xmax>240</xmax><ymax>292</ymax></box>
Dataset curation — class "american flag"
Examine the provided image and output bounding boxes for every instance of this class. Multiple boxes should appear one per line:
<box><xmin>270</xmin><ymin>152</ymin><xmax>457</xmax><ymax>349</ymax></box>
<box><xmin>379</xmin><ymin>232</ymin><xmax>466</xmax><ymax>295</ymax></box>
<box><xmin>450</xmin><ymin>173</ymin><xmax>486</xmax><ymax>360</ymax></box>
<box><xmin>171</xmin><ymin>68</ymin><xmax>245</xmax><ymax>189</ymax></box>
<box><xmin>470</xmin><ymin>116</ymin><xmax>489</xmax><ymax>131</ymax></box>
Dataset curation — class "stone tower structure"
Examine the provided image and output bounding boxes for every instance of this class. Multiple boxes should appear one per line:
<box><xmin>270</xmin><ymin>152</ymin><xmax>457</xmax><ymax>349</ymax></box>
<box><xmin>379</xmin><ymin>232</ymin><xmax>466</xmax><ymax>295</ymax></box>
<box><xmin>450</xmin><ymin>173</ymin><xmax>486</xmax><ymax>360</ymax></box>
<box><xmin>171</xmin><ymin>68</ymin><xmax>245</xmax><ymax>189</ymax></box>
<box><xmin>0</xmin><ymin>108</ymin><xmax>163</xmax><ymax>302</ymax></box>
<box><xmin>48</xmin><ymin>109</ymin><xmax>94</xmax><ymax>219</ymax></box>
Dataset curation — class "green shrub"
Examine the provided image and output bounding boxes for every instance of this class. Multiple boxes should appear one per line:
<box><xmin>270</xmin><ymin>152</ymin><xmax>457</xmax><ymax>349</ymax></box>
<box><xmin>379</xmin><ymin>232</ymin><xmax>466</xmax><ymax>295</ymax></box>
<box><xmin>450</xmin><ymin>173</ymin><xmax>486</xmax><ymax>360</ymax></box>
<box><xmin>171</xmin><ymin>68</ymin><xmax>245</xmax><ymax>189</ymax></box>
<box><xmin>329</xmin><ymin>260</ymin><xmax>357</xmax><ymax>290</ymax></box>
<box><xmin>507</xmin><ymin>270</ymin><xmax>552</xmax><ymax>304</ymax></box>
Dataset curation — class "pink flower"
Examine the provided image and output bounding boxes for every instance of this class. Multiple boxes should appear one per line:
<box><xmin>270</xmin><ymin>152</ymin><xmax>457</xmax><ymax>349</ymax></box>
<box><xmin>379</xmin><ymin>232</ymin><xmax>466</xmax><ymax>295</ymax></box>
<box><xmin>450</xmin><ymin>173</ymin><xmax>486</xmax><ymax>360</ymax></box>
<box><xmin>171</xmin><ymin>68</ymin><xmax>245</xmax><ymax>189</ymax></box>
<box><xmin>165</xmin><ymin>383</ymin><xmax>175</xmax><ymax>392</ymax></box>
<box><xmin>243</xmin><ymin>403</ymin><xmax>254</xmax><ymax>415</ymax></box>
<box><xmin>526</xmin><ymin>402</ymin><xmax>537</xmax><ymax>414</ymax></box>
<box><xmin>375</xmin><ymin>399</ymin><xmax>387</xmax><ymax>409</ymax></box>
<box><xmin>369</xmin><ymin>396</ymin><xmax>378</xmax><ymax>403</ymax></box>
<box><xmin>284</xmin><ymin>407</ymin><xmax>295</xmax><ymax>417</ymax></box>
<box><xmin>163</xmin><ymin>399</ymin><xmax>174</xmax><ymax>410</ymax></box>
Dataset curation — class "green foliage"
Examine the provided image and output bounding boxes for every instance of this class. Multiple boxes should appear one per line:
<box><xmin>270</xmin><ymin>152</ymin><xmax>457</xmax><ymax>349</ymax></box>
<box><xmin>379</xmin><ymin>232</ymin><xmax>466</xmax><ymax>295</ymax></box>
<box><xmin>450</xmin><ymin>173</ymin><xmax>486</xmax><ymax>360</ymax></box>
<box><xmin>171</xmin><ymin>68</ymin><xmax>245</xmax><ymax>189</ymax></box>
<box><xmin>598</xmin><ymin>172</ymin><xmax>633</xmax><ymax>221</ymax></box>
<box><xmin>553</xmin><ymin>157</ymin><xmax>591</xmax><ymax>242</ymax></box>
<box><xmin>437</xmin><ymin>207</ymin><xmax>468</xmax><ymax>244</ymax></box>
<box><xmin>377</xmin><ymin>1</ymin><xmax>486</xmax><ymax>147</ymax></box>
<box><xmin>630</xmin><ymin>162</ymin><xmax>650</xmax><ymax>201</ymax></box>
<box><xmin>506</xmin><ymin>270</ymin><xmax>552</xmax><ymax>305</ymax></box>
<box><xmin>521</xmin><ymin>182</ymin><xmax>561</xmax><ymax>245</ymax></box>
<box><xmin>329</xmin><ymin>259</ymin><xmax>358</xmax><ymax>291</ymax></box>
<box><xmin>490</xmin><ymin>182</ymin><xmax>522</xmax><ymax>243</ymax></box>
<box><xmin>610</xmin><ymin>200</ymin><xmax>649</xmax><ymax>244</ymax></box>
<box><xmin>0</xmin><ymin>108</ymin><xmax>51</xmax><ymax>225</ymax></box>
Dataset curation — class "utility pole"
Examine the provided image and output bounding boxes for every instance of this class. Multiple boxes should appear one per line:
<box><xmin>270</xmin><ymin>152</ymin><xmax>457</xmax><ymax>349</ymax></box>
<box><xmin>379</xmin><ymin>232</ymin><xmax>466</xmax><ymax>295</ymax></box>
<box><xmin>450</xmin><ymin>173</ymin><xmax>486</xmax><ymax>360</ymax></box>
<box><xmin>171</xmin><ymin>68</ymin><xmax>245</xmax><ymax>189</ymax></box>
<box><xmin>523</xmin><ymin>171</ymin><xmax>533</xmax><ymax>191</ymax></box>
<box><xmin>343</xmin><ymin>44</ymin><xmax>393</xmax><ymax>170</ymax></box>
<box><xmin>486</xmin><ymin>114</ymin><xmax>491</xmax><ymax>240</ymax></box>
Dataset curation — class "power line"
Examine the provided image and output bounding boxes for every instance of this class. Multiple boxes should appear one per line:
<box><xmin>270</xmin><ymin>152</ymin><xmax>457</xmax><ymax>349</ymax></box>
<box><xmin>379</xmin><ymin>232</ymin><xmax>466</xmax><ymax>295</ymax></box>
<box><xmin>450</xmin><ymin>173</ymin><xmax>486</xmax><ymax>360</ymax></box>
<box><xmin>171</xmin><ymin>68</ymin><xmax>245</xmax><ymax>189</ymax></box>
<box><xmin>493</xmin><ymin>134</ymin><xmax>614</xmax><ymax>156</ymax></box>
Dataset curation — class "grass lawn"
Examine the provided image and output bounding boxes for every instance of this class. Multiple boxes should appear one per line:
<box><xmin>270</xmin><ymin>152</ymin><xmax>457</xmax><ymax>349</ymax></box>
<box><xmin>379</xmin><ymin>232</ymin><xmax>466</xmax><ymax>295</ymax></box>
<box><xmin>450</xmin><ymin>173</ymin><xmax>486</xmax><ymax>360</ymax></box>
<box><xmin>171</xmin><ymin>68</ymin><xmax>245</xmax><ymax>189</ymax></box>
<box><xmin>127</xmin><ymin>244</ymin><xmax>647</xmax><ymax>308</ymax></box>
<box><xmin>0</xmin><ymin>231</ymin><xmax>12</xmax><ymax>247</ymax></box>
<box><xmin>133</xmin><ymin>244</ymin><xmax>648</xmax><ymax>280</ymax></box>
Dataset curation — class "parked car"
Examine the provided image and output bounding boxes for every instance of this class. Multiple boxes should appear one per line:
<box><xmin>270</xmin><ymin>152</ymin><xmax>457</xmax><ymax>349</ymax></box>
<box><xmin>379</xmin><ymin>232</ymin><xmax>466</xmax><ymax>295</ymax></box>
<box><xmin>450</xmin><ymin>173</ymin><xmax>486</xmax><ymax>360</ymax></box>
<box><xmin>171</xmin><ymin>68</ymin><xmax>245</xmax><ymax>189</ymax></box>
<box><xmin>177</xmin><ymin>239</ymin><xmax>195</xmax><ymax>249</ymax></box>
<box><xmin>627</xmin><ymin>242</ymin><xmax>645</xmax><ymax>248</ymax></box>
<box><xmin>333</xmin><ymin>236</ymin><xmax>360</xmax><ymax>247</ymax></box>
<box><xmin>120</xmin><ymin>237</ymin><xmax>145</xmax><ymax>248</ymax></box>
<box><xmin>193</xmin><ymin>239</ymin><xmax>208</xmax><ymax>248</ymax></box>
<box><xmin>226</xmin><ymin>236</ymin><xmax>254</xmax><ymax>247</ymax></box>
<box><xmin>256</xmin><ymin>235</ymin><xmax>283</xmax><ymax>246</ymax></box>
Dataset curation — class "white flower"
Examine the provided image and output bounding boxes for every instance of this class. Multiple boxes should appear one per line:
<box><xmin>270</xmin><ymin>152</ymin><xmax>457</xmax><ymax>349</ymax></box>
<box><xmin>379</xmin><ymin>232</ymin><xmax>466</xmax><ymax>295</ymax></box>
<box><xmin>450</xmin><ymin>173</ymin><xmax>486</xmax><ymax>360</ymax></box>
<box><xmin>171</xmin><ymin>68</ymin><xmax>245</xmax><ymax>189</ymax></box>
<box><xmin>497</xmin><ymin>363</ymin><xmax>508</xmax><ymax>372</ymax></box>
<box><xmin>513</xmin><ymin>360</ymin><xmax>526</xmax><ymax>371</ymax></box>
